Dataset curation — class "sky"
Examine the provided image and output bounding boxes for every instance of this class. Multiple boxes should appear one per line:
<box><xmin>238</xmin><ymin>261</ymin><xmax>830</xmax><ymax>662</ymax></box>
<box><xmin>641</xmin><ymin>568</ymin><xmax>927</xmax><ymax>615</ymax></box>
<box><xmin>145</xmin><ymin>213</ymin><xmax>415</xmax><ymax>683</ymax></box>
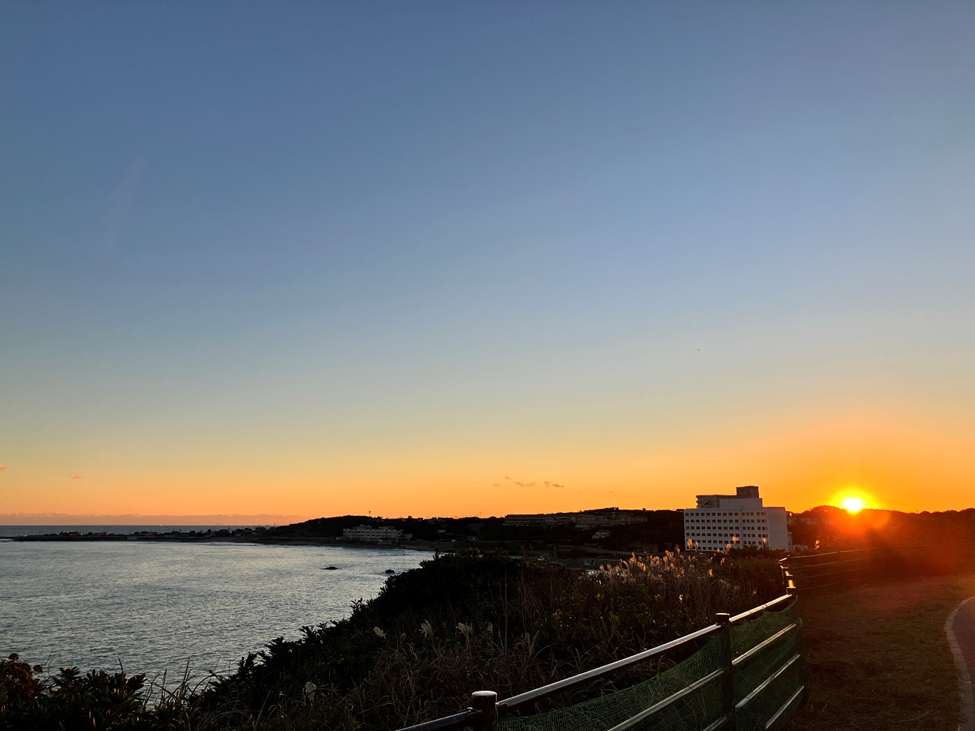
<box><xmin>2</xmin><ymin>3</ymin><xmax>975</xmax><ymax>522</ymax></box>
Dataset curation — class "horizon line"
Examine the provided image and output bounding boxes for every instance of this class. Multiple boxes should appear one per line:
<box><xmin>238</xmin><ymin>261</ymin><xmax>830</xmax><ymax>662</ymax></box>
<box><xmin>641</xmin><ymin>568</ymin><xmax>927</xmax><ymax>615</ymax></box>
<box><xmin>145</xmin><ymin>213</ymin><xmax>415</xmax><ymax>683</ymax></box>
<box><xmin>0</xmin><ymin>513</ymin><xmax>314</xmax><ymax>526</ymax></box>
<box><xmin>3</xmin><ymin>504</ymin><xmax>973</xmax><ymax>527</ymax></box>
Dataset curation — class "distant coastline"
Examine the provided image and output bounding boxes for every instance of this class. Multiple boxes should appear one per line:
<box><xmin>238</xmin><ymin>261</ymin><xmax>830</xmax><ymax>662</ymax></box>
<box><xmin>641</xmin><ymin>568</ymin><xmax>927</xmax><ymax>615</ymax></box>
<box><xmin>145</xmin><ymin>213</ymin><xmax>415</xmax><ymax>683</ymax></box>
<box><xmin>6</xmin><ymin>526</ymin><xmax>268</xmax><ymax>542</ymax></box>
<box><xmin>0</xmin><ymin>513</ymin><xmax>311</xmax><ymax>527</ymax></box>
<box><xmin>0</xmin><ymin>526</ymin><xmax>455</xmax><ymax>553</ymax></box>
<box><xmin>0</xmin><ymin>525</ymin><xmax>643</xmax><ymax>563</ymax></box>
<box><xmin>2</xmin><ymin>509</ymin><xmax>680</xmax><ymax>563</ymax></box>
<box><xmin>0</xmin><ymin>524</ymin><xmax>266</xmax><ymax>539</ymax></box>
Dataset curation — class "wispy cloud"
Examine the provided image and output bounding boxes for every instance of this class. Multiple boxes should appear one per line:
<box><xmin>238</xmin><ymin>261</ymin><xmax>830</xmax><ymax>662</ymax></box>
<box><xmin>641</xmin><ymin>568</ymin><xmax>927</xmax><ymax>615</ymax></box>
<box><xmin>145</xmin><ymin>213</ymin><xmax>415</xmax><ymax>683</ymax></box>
<box><xmin>503</xmin><ymin>476</ymin><xmax>564</xmax><ymax>489</ymax></box>
<box><xmin>70</xmin><ymin>473</ymin><xmax>84</xmax><ymax>480</ymax></box>
<box><xmin>0</xmin><ymin>465</ymin><xmax>6</xmax><ymax>473</ymax></box>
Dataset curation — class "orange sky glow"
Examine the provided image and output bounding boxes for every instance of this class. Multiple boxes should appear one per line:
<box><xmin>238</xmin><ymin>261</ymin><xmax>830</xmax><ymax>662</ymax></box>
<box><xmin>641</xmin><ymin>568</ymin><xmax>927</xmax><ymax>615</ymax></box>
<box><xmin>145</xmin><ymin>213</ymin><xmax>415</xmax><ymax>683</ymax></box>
<box><xmin>4</xmin><ymin>403</ymin><xmax>973</xmax><ymax>523</ymax></box>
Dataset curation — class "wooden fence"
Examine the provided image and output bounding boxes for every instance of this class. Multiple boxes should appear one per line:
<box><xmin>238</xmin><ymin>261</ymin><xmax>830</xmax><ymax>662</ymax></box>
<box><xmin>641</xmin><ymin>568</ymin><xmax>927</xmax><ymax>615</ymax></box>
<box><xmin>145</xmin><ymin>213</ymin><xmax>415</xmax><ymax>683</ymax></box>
<box><xmin>398</xmin><ymin>592</ymin><xmax>806</xmax><ymax>731</ymax></box>
<box><xmin>782</xmin><ymin>543</ymin><xmax>975</xmax><ymax>592</ymax></box>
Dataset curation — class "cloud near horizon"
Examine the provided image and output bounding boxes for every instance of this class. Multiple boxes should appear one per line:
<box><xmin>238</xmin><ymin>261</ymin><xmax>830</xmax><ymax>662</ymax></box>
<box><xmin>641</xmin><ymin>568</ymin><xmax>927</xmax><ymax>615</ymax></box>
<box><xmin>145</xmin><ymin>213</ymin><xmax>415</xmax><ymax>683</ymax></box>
<box><xmin>0</xmin><ymin>465</ymin><xmax>6</xmax><ymax>472</ymax></box>
<box><xmin>502</xmin><ymin>476</ymin><xmax>565</xmax><ymax>489</ymax></box>
<box><xmin>70</xmin><ymin>473</ymin><xmax>83</xmax><ymax>480</ymax></box>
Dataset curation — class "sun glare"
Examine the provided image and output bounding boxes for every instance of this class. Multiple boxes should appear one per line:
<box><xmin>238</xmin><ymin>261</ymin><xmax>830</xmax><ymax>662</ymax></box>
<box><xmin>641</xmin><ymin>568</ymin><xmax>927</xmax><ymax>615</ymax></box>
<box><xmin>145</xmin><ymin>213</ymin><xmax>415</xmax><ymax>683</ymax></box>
<box><xmin>842</xmin><ymin>497</ymin><xmax>865</xmax><ymax>514</ymax></box>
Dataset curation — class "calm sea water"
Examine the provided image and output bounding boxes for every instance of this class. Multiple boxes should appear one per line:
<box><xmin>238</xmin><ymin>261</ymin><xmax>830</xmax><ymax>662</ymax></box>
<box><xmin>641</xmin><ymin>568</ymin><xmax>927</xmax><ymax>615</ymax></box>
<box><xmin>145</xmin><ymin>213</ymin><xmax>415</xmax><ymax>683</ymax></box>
<box><xmin>0</xmin><ymin>535</ymin><xmax>432</xmax><ymax>681</ymax></box>
<box><xmin>0</xmin><ymin>525</ymin><xmax>259</xmax><ymax>537</ymax></box>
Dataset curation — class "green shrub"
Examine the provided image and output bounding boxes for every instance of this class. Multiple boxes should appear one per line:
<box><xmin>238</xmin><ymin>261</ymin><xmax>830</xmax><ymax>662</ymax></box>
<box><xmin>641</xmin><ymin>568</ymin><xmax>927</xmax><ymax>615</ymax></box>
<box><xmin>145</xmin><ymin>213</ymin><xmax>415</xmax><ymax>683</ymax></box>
<box><xmin>0</xmin><ymin>654</ymin><xmax>168</xmax><ymax>731</ymax></box>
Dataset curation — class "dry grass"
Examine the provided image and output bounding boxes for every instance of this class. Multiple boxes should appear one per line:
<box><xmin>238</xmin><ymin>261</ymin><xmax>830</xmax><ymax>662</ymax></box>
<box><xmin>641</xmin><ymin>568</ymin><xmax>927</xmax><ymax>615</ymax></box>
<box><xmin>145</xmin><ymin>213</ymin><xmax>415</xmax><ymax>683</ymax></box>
<box><xmin>335</xmin><ymin>551</ymin><xmax>782</xmax><ymax>729</ymax></box>
<box><xmin>789</xmin><ymin>573</ymin><xmax>975</xmax><ymax>731</ymax></box>
<box><xmin>189</xmin><ymin>550</ymin><xmax>785</xmax><ymax>730</ymax></box>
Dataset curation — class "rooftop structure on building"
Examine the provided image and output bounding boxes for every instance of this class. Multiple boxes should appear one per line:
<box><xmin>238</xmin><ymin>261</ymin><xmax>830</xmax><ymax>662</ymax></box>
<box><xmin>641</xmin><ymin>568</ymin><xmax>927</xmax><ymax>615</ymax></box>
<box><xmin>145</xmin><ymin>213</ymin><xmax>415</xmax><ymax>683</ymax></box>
<box><xmin>683</xmin><ymin>486</ymin><xmax>791</xmax><ymax>551</ymax></box>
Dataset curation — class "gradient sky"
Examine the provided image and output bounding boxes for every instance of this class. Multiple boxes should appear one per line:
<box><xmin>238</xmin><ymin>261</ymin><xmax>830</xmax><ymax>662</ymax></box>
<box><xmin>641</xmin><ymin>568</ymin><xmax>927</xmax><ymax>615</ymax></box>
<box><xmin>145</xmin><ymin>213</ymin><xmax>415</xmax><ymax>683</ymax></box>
<box><xmin>3</xmin><ymin>3</ymin><xmax>975</xmax><ymax>522</ymax></box>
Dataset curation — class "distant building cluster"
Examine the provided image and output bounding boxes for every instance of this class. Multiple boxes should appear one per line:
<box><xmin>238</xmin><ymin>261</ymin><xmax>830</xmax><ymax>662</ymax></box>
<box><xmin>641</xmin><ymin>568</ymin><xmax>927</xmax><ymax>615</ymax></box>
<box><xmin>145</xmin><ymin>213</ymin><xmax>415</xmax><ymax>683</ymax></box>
<box><xmin>504</xmin><ymin>507</ymin><xmax>648</xmax><ymax>528</ymax></box>
<box><xmin>342</xmin><ymin>525</ymin><xmax>408</xmax><ymax>545</ymax></box>
<box><xmin>683</xmin><ymin>486</ymin><xmax>791</xmax><ymax>551</ymax></box>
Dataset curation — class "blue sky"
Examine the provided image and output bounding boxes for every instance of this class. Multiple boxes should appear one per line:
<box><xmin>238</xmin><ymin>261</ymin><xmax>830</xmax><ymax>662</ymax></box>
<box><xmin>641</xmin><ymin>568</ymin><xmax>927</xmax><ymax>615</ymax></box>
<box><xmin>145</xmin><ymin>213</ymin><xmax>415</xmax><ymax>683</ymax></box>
<box><xmin>2</xmin><ymin>2</ymin><xmax>975</xmax><ymax>518</ymax></box>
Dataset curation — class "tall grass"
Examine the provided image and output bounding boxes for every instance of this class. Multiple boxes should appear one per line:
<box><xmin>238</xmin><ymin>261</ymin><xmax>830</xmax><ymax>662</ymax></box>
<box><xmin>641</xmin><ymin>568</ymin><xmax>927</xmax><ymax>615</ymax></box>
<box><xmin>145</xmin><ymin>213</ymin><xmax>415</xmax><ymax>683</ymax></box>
<box><xmin>1</xmin><ymin>549</ymin><xmax>785</xmax><ymax>730</ymax></box>
<box><xmin>199</xmin><ymin>549</ymin><xmax>785</xmax><ymax>729</ymax></box>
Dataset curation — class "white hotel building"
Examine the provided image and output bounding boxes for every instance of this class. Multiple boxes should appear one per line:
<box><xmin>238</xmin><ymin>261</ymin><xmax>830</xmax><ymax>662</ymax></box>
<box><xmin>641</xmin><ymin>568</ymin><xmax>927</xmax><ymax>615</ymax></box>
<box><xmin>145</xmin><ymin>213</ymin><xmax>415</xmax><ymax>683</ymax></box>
<box><xmin>683</xmin><ymin>486</ymin><xmax>791</xmax><ymax>551</ymax></box>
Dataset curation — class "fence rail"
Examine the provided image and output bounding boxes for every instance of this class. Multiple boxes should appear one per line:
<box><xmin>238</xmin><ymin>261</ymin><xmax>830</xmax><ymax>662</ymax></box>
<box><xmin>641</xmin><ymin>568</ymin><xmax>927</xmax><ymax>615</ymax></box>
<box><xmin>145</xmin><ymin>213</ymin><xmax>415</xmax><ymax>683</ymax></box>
<box><xmin>398</xmin><ymin>590</ymin><xmax>805</xmax><ymax>731</ymax></box>
<box><xmin>782</xmin><ymin>543</ymin><xmax>975</xmax><ymax>592</ymax></box>
<box><xmin>496</xmin><ymin>622</ymin><xmax>724</xmax><ymax>713</ymax></box>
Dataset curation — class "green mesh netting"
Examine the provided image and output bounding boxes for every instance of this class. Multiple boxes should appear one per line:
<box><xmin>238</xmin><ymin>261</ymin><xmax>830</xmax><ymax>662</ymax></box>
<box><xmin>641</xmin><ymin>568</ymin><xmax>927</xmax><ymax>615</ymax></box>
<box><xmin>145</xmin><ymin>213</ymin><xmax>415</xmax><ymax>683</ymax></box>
<box><xmin>494</xmin><ymin>637</ymin><xmax>726</xmax><ymax>731</ymax></box>
<box><xmin>732</xmin><ymin>602</ymin><xmax>806</xmax><ymax>731</ymax></box>
<box><xmin>494</xmin><ymin>601</ymin><xmax>806</xmax><ymax>731</ymax></box>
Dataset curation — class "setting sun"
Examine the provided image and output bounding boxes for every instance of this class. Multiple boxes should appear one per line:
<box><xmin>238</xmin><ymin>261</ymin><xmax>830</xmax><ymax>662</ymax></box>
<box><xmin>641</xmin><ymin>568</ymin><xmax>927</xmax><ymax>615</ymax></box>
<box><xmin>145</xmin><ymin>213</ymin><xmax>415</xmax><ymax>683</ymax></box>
<box><xmin>830</xmin><ymin>487</ymin><xmax>877</xmax><ymax>514</ymax></box>
<box><xmin>842</xmin><ymin>497</ymin><xmax>865</xmax><ymax>514</ymax></box>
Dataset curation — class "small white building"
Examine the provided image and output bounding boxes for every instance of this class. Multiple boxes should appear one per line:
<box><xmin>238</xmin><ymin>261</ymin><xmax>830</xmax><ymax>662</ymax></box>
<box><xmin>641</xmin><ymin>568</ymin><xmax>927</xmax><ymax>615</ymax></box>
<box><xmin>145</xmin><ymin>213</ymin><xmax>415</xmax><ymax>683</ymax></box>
<box><xmin>683</xmin><ymin>486</ymin><xmax>790</xmax><ymax>551</ymax></box>
<box><xmin>342</xmin><ymin>525</ymin><xmax>405</xmax><ymax>545</ymax></box>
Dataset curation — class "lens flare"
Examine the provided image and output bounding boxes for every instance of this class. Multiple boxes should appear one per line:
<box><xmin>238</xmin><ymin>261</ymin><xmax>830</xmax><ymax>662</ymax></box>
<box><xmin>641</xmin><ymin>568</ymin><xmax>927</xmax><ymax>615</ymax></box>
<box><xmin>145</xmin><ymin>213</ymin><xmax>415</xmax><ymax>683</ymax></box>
<box><xmin>842</xmin><ymin>497</ymin><xmax>864</xmax><ymax>514</ymax></box>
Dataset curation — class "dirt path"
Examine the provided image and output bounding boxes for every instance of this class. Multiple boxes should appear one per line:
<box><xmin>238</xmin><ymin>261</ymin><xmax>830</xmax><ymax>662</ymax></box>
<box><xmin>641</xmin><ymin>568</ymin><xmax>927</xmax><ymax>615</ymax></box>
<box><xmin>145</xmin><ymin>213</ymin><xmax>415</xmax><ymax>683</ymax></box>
<box><xmin>945</xmin><ymin>596</ymin><xmax>975</xmax><ymax>731</ymax></box>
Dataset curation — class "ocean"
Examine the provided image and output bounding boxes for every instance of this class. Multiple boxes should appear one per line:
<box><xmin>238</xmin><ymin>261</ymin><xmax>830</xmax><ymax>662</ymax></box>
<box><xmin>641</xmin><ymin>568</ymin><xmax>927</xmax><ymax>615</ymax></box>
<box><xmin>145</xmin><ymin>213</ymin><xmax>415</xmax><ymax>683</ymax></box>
<box><xmin>0</xmin><ymin>531</ymin><xmax>432</xmax><ymax>682</ymax></box>
<box><xmin>0</xmin><ymin>525</ymin><xmax>261</xmax><ymax>538</ymax></box>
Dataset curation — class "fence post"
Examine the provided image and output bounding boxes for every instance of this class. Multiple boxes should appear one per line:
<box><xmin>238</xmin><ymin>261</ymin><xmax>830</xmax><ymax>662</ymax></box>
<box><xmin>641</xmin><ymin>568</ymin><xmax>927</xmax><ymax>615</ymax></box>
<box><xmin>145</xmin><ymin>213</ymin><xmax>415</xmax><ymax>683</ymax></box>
<box><xmin>716</xmin><ymin>613</ymin><xmax>737</xmax><ymax>731</ymax></box>
<box><xmin>779</xmin><ymin>556</ymin><xmax>798</xmax><ymax>597</ymax></box>
<box><xmin>469</xmin><ymin>691</ymin><xmax>498</xmax><ymax>731</ymax></box>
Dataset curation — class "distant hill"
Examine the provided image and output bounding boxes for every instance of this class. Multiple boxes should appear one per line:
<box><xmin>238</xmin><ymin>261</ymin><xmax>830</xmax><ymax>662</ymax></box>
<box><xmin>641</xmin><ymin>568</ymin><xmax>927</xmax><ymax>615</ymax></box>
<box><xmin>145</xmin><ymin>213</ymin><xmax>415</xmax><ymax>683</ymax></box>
<box><xmin>789</xmin><ymin>505</ymin><xmax>975</xmax><ymax>550</ymax></box>
<box><xmin>265</xmin><ymin>510</ymin><xmax>686</xmax><ymax>552</ymax></box>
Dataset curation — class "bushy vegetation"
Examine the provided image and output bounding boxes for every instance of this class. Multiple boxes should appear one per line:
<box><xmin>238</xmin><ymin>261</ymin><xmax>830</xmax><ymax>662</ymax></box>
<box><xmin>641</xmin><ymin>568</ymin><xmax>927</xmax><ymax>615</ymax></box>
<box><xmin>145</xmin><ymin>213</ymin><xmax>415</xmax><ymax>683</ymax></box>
<box><xmin>0</xmin><ymin>655</ymin><xmax>183</xmax><ymax>731</ymax></box>
<box><xmin>1</xmin><ymin>549</ymin><xmax>785</xmax><ymax>730</ymax></box>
